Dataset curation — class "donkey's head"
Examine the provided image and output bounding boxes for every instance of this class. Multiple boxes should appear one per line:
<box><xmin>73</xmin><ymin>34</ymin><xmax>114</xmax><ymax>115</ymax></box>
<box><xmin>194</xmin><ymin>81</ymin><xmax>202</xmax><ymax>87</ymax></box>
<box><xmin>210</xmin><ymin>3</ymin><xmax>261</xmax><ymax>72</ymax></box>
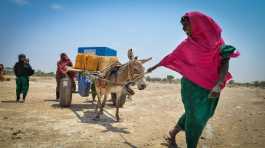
<box><xmin>127</xmin><ymin>48</ymin><xmax>152</xmax><ymax>90</ymax></box>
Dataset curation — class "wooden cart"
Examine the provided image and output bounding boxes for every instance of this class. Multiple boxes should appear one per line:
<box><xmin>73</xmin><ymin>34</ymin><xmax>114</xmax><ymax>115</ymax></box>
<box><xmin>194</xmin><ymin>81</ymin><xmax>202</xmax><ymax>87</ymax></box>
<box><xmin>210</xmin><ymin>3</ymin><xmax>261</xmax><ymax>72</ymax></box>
<box><xmin>59</xmin><ymin>66</ymin><xmax>128</xmax><ymax>107</ymax></box>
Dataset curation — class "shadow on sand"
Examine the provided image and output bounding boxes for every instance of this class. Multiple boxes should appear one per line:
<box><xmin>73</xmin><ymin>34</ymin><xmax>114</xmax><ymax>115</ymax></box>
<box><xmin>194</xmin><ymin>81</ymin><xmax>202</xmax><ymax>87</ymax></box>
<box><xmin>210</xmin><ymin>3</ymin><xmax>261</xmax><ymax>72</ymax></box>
<box><xmin>51</xmin><ymin>102</ymin><xmax>130</xmax><ymax>134</ymax></box>
<box><xmin>1</xmin><ymin>100</ymin><xmax>18</xmax><ymax>103</ymax></box>
<box><xmin>51</xmin><ymin>101</ymin><xmax>137</xmax><ymax>147</ymax></box>
<box><xmin>44</xmin><ymin>99</ymin><xmax>58</xmax><ymax>102</ymax></box>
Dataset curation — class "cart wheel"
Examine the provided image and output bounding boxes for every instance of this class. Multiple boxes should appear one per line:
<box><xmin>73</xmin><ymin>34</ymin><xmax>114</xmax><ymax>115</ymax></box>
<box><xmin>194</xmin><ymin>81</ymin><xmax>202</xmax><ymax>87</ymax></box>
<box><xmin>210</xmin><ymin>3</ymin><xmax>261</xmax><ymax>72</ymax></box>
<box><xmin>111</xmin><ymin>93</ymin><xmax>127</xmax><ymax>107</ymax></box>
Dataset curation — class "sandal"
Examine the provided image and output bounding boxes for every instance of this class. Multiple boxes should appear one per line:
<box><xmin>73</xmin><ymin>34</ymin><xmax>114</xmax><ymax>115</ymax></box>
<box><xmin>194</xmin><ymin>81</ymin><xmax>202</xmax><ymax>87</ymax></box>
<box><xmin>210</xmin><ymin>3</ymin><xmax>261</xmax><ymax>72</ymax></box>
<box><xmin>166</xmin><ymin>136</ymin><xmax>177</xmax><ymax>146</ymax></box>
<box><xmin>161</xmin><ymin>134</ymin><xmax>178</xmax><ymax>148</ymax></box>
<box><xmin>161</xmin><ymin>127</ymin><xmax>181</xmax><ymax>147</ymax></box>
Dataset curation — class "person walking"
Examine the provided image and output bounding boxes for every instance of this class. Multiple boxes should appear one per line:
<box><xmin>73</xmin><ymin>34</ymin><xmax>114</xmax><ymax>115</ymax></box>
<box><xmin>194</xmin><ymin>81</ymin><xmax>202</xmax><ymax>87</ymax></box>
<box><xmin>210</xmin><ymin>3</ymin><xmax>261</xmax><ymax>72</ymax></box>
<box><xmin>147</xmin><ymin>11</ymin><xmax>239</xmax><ymax>148</ymax></box>
<box><xmin>14</xmin><ymin>54</ymin><xmax>34</xmax><ymax>102</ymax></box>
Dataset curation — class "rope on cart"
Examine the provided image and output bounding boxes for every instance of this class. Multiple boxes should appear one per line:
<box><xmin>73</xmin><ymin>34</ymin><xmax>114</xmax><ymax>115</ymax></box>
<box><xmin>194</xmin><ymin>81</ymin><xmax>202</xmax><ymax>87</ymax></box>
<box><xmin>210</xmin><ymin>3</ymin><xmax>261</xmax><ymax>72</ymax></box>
<box><xmin>67</xmin><ymin>66</ymin><xmax>150</xmax><ymax>86</ymax></box>
<box><xmin>85</xmin><ymin>71</ymin><xmax>150</xmax><ymax>86</ymax></box>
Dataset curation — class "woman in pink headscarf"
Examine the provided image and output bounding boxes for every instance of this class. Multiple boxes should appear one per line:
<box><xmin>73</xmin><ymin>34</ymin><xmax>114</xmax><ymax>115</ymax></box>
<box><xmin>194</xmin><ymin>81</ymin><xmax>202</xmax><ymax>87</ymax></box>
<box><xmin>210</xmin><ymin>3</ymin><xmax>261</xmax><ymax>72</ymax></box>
<box><xmin>147</xmin><ymin>11</ymin><xmax>239</xmax><ymax>148</ymax></box>
<box><xmin>56</xmin><ymin>53</ymin><xmax>76</xmax><ymax>100</ymax></box>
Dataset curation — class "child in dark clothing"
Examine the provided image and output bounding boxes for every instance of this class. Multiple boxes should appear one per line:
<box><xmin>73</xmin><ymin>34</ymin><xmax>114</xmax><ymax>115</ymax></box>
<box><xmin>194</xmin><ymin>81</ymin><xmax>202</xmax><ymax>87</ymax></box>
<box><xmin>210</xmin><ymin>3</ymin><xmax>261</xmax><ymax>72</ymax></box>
<box><xmin>13</xmin><ymin>54</ymin><xmax>34</xmax><ymax>102</ymax></box>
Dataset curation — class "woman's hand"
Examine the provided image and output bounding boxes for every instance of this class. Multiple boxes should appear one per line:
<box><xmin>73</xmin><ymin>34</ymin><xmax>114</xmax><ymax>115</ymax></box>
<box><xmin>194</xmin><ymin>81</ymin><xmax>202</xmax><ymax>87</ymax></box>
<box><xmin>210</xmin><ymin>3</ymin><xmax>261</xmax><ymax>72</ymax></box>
<box><xmin>208</xmin><ymin>57</ymin><xmax>229</xmax><ymax>99</ymax></box>
<box><xmin>208</xmin><ymin>84</ymin><xmax>221</xmax><ymax>99</ymax></box>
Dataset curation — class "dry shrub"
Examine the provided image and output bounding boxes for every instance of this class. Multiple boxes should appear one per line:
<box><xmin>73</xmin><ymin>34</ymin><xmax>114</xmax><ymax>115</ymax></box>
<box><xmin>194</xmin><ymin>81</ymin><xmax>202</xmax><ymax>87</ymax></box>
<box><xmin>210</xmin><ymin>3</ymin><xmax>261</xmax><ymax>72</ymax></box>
<box><xmin>30</xmin><ymin>78</ymin><xmax>38</xmax><ymax>82</ymax></box>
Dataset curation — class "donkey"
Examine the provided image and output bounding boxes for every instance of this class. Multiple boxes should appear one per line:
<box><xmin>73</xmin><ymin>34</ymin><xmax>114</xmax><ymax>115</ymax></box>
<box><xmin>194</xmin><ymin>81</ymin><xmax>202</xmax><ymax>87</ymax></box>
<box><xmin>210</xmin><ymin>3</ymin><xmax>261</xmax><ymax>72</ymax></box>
<box><xmin>94</xmin><ymin>49</ymin><xmax>151</xmax><ymax>122</ymax></box>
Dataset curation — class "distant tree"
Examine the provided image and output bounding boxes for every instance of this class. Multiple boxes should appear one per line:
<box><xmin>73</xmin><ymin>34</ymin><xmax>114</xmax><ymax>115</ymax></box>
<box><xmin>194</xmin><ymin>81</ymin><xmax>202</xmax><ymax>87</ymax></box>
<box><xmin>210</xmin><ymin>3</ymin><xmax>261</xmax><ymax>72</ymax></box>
<box><xmin>1</xmin><ymin>66</ymin><xmax>55</xmax><ymax>77</ymax></box>
<box><xmin>252</xmin><ymin>81</ymin><xmax>265</xmax><ymax>88</ymax></box>
<box><xmin>34</xmin><ymin>70</ymin><xmax>55</xmax><ymax>77</ymax></box>
<box><xmin>175</xmin><ymin>78</ymin><xmax>180</xmax><ymax>83</ymax></box>
<box><xmin>162</xmin><ymin>78</ymin><xmax>167</xmax><ymax>82</ymax></box>
<box><xmin>146</xmin><ymin>76</ymin><xmax>151</xmax><ymax>82</ymax></box>
<box><xmin>245</xmin><ymin>82</ymin><xmax>251</xmax><ymax>87</ymax></box>
<box><xmin>167</xmin><ymin>75</ymin><xmax>174</xmax><ymax>83</ymax></box>
<box><xmin>253</xmin><ymin>81</ymin><xmax>259</xmax><ymax>87</ymax></box>
<box><xmin>47</xmin><ymin>72</ymin><xmax>55</xmax><ymax>77</ymax></box>
<box><xmin>144</xmin><ymin>76</ymin><xmax>181</xmax><ymax>84</ymax></box>
<box><xmin>229</xmin><ymin>80</ymin><xmax>235</xmax><ymax>84</ymax></box>
<box><xmin>259</xmin><ymin>81</ymin><xmax>265</xmax><ymax>88</ymax></box>
<box><xmin>152</xmin><ymin>77</ymin><xmax>162</xmax><ymax>82</ymax></box>
<box><xmin>4</xmin><ymin>67</ymin><xmax>14</xmax><ymax>75</ymax></box>
<box><xmin>35</xmin><ymin>70</ymin><xmax>44</xmax><ymax>76</ymax></box>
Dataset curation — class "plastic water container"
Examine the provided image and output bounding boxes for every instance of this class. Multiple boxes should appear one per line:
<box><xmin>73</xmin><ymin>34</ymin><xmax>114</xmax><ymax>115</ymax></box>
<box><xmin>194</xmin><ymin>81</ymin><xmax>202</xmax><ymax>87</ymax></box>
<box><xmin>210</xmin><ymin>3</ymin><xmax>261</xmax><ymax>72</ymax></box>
<box><xmin>78</xmin><ymin>47</ymin><xmax>117</xmax><ymax>56</ymax></box>
<box><xmin>78</xmin><ymin>75</ymin><xmax>90</xmax><ymax>97</ymax></box>
<box><xmin>59</xmin><ymin>76</ymin><xmax>72</xmax><ymax>107</ymax></box>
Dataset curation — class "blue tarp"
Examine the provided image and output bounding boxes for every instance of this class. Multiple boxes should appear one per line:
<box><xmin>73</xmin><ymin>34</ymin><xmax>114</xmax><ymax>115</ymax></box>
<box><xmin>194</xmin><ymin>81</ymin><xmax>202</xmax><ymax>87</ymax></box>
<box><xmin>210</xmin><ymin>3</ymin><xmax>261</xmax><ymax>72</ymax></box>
<box><xmin>78</xmin><ymin>47</ymin><xmax>117</xmax><ymax>56</ymax></box>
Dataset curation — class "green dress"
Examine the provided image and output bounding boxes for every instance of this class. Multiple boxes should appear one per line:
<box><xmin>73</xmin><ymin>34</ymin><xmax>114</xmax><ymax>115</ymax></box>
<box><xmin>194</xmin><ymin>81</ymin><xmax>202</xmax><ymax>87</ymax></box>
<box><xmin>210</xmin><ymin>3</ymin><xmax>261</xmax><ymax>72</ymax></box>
<box><xmin>14</xmin><ymin>63</ymin><xmax>34</xmax><ymax>100</ymax></box>
<box><xmin>16</xmin><ymin>76</ymin><xmax>29</xmax><ymax>98</ymax></box>
<box><xmin>177</xmin><ymin>45</ymin><xmax>236</xmax><ymax>148</ymax></box>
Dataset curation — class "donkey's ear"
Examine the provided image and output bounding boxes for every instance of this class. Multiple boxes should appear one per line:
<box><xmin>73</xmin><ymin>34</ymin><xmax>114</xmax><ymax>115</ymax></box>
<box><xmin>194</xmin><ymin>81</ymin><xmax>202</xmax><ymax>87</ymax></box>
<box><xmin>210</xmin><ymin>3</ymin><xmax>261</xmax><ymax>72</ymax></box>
<box><xmin>128</xmin><ymin>48</ymin><xmax>134</xmax><ymax>60</ymax></box>
<box><xmin>139</xmin><ymin>57</ymin><xmax>152</xmax><ymax>64</ymax></box>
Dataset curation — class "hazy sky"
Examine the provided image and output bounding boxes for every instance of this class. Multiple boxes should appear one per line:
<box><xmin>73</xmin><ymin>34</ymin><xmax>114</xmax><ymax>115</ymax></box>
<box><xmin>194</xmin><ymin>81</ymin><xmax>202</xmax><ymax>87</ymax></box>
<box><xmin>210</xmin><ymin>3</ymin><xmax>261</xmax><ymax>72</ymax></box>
<box><xmin>1</xmin><ymin>0</ymin><xmax>264</xmax><ymax>82</ymax></box>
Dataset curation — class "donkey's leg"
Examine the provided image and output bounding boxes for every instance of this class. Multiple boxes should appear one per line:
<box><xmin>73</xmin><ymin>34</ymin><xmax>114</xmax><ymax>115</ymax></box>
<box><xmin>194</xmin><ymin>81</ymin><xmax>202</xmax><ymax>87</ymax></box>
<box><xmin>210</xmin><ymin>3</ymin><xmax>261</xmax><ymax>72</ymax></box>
<box><xmin>94</xmin><ymin>88</ymin><xmax>99</xmax><ymax>110</ymax></box>
<box><xmin>115</xmin><ymin>102</ymin><xmax>120</xmax><ymax>122</ymax></box>
<box><xmin>91</xmin><ymin>81</ymin><xmax>97</xmax><ymax>104</ymax></box>
<box><xmin>95</xmin><ymin>94</ymin><xmax>101</xmax><ymax>112</ymax></box>
<box><xmin>115</xmin><ymin>92</ymin><xmax>122</xmax><ymax>122</ymax></box>
<box><xmin>95</xmin><ymin>93</ymin><xmax>102</xmax><ymax>119</ymax></box>
<box><xmin>92</xmin><ymin>93</ymin><xmax>96</xmax><ymax>104</ymax></box>
<box><xmin>100</xmin><ymin>95</ymin><xmax>107</xmax><ymax>114</ymax></box>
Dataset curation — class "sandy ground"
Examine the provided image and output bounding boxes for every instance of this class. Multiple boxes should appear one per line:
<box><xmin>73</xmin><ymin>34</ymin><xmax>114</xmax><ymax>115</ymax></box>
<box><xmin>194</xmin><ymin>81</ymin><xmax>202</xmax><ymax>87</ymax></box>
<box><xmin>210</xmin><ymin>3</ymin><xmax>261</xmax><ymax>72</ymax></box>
<box><xmin>0</xmin><ymin>77</ymin><xmax>265</xmax><ymax>148</ymax></box>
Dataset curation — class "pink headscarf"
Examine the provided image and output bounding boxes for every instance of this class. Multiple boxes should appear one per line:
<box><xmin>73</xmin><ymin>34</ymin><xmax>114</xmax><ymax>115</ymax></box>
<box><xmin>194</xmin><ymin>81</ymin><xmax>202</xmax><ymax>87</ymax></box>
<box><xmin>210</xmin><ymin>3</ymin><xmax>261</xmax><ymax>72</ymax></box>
<box><xmin>159</xmin><ymin>11</ymin><xmax>239</xmax><ymax>90</ymax></box>
<box><xmin>56</xmin><ymin>54</ymin><xmax>75</xmax><ymax>79</ymax></box>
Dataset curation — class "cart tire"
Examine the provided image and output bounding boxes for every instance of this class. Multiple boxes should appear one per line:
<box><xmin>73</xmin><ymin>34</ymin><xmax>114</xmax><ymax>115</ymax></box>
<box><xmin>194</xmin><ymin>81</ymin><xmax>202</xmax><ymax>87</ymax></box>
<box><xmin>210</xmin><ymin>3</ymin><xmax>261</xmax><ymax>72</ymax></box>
<box><xmin>111</xmin><ymin>93</ymin><xmax>127</xmax><ymax>107</ymax></box>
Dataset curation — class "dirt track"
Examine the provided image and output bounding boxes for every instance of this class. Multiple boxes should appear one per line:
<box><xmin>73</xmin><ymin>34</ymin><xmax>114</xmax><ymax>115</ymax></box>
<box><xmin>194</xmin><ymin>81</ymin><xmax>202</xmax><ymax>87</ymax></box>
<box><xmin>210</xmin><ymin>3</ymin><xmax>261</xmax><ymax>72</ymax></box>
<box><xmin>0</xmin><ymin>77</ymin><xmax>265</xmax><ymax>148</ymax></box>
